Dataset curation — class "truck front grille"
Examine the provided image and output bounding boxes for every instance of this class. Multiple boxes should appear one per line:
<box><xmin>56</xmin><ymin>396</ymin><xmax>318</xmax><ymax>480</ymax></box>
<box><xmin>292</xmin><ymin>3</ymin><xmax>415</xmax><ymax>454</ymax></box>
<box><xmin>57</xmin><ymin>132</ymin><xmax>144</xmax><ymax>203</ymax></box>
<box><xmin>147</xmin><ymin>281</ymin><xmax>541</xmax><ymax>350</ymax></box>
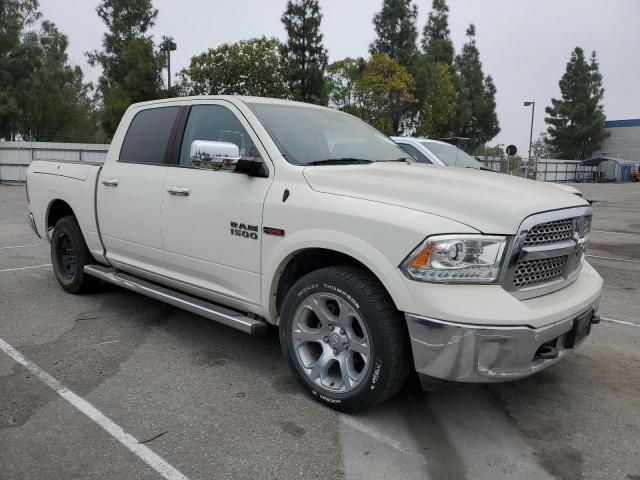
<box><xmin>513</xmin><ymin>256</ymin><xmax>567</xmax><ymax>288</ymax></box>
<box><xmin>502</xmin><ymin>206</ymin><xmax>592</xmax><ymax>299</ymax></box>
<box><xmin>524</xmin><ymin>218</ymin><xmax>575</xmax><ymax>247</ymax></box>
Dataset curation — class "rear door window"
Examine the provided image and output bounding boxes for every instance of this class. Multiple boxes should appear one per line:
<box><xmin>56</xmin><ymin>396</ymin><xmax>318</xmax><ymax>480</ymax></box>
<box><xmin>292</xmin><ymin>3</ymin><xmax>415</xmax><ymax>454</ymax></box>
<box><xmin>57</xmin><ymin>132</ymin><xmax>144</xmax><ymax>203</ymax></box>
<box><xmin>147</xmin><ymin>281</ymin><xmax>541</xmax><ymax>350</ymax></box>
<box><xmin>119</xmin><ymin>106</ymin><xmax>180</xmax><ymax>164</ymax></box>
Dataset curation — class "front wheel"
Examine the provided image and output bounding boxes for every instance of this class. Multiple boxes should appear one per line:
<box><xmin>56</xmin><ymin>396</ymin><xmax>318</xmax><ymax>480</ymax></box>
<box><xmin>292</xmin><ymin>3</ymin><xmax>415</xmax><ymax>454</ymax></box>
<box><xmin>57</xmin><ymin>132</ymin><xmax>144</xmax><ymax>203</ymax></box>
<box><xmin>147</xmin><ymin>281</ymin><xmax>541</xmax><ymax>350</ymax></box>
<box><xmin>280</xmin><ymin>266</ymin><xmax>410</xmax><ymax>412</ymax></box>
<box><xmin>51</xmin><ymin>215</ymin><xmax>100</xmax><ymax>294</ymax></box>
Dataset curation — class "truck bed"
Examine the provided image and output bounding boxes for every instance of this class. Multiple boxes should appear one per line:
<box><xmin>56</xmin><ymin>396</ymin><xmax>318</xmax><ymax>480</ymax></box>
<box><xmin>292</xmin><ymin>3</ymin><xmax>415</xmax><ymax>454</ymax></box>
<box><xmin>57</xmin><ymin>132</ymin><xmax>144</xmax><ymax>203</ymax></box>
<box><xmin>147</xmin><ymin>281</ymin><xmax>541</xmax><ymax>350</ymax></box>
<box><xmin>27</xmin><ymin>159</ymin><xmax>105</xmax><ymax>263</ymax></box>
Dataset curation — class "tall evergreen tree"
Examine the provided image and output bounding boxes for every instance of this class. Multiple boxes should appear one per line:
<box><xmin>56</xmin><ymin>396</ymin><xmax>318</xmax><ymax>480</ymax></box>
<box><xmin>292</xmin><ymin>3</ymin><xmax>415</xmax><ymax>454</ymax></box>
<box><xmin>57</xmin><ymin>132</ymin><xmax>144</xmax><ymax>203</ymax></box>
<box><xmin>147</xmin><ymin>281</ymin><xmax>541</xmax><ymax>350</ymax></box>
<box><xmin>545</xmin><ymin>47</ymin><xmax>606</xmax><ymax>159</ymax></box>
<box><xmin>369</xmin><ymin>0</ymin><xmax>418</xmax><ymax>69</ymax></box>
<box><xmin>88</xmin><ymin>0</ymin><xmax>164</xmax><ymax>136</ymax></box>
<box><xmin>415</xmin><ymin>0</ymin><xmax>456</xmax><ymax>126</ymax></box>
<box><xmin>281</xmin><ymin>0</ymin><xmax>328</xmax><ymax>105</ymax></box>
<box><xmin>455</xmin><ymin>24</ymin><xmax>499</xmax><ymax>150</ymax></box>
<box><xmin>421</xmin><ymin>0</ymin><xmax>454</xmax><ymax>67</ymax></box>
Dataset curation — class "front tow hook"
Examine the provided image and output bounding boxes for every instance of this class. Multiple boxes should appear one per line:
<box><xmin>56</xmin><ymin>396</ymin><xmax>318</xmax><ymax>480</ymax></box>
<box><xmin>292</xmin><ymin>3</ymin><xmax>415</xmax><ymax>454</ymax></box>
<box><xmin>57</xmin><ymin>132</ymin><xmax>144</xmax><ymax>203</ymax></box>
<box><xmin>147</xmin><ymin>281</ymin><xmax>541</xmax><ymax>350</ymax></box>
<box><xmin>538</xmin><ymin>345</ymin><xmax>559</xmax><ymax>360</ymax></box>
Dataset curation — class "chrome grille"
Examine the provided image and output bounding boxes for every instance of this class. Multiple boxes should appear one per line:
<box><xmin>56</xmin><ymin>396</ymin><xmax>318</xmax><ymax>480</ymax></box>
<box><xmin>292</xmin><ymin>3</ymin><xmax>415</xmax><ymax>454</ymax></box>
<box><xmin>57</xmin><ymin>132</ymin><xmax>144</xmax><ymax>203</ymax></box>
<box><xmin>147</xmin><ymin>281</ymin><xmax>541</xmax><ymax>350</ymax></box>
<box><xmin>502</xmin><ymin>206</ymin><xmax>592</xmax><ymax>300</ymax></box>
<box><xmin>524</xmin><ymin>218</ymin><xmax>575</xmax><ymax>246</ymax></box>
<box><xmin>513</xmin><ymin>256</ymin><xmax>567</xmax><ymax>288</ymax></box>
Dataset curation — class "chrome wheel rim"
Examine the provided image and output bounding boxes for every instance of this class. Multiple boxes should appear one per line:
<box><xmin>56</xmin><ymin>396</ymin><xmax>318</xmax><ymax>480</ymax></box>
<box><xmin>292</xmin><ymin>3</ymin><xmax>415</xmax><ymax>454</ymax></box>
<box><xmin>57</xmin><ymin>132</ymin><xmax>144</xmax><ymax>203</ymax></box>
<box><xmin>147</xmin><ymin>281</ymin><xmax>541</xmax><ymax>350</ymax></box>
<box><xmin>291</xmin><ymin>293</ymin><xmax>371</xmax><ymax>394</ymax></box>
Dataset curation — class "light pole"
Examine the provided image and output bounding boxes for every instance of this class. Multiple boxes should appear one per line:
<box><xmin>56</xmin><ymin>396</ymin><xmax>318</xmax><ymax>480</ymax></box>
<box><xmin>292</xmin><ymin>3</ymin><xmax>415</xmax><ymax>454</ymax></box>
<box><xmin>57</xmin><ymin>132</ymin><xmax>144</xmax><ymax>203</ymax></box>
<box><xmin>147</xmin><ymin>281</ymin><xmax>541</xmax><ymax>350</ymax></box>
<box><xmin>524</xmin><ymin>101</ymin><xmax>535</xmax><ymax>177</ymax></box>
<box><xmin>163</xmin><ymin>37</ymin><xmax>177</xmax><ymax>96</ymax></box>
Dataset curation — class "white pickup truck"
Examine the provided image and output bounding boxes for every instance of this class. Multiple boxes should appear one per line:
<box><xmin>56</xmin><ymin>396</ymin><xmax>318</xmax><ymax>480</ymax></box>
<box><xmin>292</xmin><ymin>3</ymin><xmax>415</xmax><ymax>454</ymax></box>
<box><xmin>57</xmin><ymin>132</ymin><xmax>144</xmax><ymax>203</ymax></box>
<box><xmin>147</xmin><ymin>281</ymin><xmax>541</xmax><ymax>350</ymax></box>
<box><xmin>26</xmin><ymin>96</ymin><xmax>602</xmax><ymax>412</ymax></box>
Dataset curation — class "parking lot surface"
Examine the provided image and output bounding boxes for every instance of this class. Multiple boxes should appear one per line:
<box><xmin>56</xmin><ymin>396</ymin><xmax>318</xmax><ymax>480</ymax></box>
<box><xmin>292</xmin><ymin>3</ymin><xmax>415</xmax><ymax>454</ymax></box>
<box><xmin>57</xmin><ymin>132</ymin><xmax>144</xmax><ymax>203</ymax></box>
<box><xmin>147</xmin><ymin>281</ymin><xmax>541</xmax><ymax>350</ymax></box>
<box><xmin>1</xmin><ymin>182</ymin><xmax>639</xmax><ymax>480</ymax></box>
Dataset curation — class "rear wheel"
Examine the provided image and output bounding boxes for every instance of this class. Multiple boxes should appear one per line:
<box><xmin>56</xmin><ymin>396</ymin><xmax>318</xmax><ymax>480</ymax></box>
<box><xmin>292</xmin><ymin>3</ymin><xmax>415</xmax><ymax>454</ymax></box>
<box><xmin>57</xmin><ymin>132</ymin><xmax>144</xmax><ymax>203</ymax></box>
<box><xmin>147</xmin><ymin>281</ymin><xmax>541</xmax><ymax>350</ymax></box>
<box><xmin>280</xmin><ymin>265</ymin><xmax>410</xmax><ymax>412</ymax></box>
<box><xmin>51</xmin><ymin>215</ymin><xmax>100</xmax><ymax>293</ymax></box>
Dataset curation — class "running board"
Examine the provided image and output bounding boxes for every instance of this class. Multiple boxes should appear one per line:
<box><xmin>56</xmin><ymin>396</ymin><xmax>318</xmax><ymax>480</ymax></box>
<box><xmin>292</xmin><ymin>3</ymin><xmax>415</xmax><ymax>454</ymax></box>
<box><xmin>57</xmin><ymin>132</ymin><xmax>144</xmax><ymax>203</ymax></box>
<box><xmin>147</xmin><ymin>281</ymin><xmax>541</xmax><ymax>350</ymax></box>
<box><xmin>84</xmin><ymin>265</ymin><xmax>268</xmax><ymax>335</ymax></box>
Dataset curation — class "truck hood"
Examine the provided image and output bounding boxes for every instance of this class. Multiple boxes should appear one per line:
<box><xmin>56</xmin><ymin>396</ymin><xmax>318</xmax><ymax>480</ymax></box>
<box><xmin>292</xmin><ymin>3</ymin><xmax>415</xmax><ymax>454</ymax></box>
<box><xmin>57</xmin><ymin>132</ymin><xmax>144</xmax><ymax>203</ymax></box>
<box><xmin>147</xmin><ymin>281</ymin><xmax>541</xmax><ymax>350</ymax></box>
<box><xmin>302</xmin><ymin>163</ymin><xmax>587</xmax><ymax>234</ymax></box>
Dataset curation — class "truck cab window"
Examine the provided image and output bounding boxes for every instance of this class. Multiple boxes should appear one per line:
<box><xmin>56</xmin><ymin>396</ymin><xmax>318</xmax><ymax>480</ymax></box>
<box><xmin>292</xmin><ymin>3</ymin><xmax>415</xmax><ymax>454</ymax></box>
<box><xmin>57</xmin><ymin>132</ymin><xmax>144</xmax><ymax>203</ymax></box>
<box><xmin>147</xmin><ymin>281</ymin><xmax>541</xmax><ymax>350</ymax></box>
<box><xmin>119</xmin><ymin>106</ymin><xmax>180</xmax><ymax>164</ymax></box>
<box><xmin>179</xmin><ymin>105</ymin><xmax>260</xmax><ymax>167</ymax></box>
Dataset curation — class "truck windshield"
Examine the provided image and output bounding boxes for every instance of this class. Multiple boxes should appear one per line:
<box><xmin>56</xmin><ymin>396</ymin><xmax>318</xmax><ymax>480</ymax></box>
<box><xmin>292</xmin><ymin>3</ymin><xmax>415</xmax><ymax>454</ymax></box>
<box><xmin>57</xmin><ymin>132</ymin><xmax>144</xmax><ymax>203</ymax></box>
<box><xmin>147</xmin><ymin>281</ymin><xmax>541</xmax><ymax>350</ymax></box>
<box><xmin>420</xmin><ymin>141</ymin><xmax>482</xmax><ymax>169</ymax></box>
<box><xmin>247</xmin><ymin>103</ymin><xmax>410</xmax><ymax>165</ymax></box>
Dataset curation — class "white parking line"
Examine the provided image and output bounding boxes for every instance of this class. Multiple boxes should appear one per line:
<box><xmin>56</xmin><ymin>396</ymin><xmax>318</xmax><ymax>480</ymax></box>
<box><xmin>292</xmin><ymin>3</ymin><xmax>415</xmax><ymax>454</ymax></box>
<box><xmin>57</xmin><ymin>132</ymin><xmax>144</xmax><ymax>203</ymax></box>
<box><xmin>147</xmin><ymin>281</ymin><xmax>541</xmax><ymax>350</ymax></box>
<box><xmin>586</xmin><ymin>254</ymin><xmax>640</xmax><ymax>264</ymax></box>
<box><xmin>0</xmin><ymin>337</ymin><xmax>191</xmax><ymax>480</ymax></box>
<box><xmin>0</xmin><ymin>244</ymin><xmax>38</xmax><ymax>250</ymax></box>
<box><xmin>587</xmin><ymin>254</ymin><xmax>640</xmax><ymax>263</ymax></box>
<box><xmin>340</xmin><ymin>415</ymin><xmax>419</xmax><ymax>459</ymax></box>
<box><xmin>0</xmin><ymin>263</ymin><xmax>51</xmax><ymax>273</ymax></box>
<box><xmin>601</xmin><ymin>317</ymin><xmax>640</xmax><ymax>328</ymax></box>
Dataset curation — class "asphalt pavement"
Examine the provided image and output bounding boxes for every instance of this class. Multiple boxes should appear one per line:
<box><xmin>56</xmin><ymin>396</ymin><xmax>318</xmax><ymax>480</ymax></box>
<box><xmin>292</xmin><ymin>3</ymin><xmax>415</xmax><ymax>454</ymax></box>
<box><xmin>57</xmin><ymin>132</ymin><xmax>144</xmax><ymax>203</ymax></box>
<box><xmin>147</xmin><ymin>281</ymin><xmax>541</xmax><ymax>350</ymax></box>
<box><xmin>0</xmin><ymin>182</ymin><xmax>638</xmax><ymax>480</ymax></box>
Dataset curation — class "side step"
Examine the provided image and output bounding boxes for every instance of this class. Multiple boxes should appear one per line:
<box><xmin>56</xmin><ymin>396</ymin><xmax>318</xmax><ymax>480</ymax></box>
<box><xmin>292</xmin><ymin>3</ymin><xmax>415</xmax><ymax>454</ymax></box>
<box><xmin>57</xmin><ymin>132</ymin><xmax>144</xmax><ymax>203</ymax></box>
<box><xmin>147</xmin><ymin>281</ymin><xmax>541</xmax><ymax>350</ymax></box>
<box><xmin>84</xmin><ymin>265</ymin><xmax>268</xmax><ymax>335</ymax></box>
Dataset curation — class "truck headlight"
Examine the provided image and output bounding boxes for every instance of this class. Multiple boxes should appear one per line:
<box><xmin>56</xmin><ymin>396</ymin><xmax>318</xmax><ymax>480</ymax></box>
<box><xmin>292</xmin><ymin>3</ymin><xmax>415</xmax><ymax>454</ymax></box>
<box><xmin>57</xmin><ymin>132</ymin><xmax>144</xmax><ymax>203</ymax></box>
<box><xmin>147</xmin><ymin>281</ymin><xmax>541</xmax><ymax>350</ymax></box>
<box><xmin>400</xmin><ymin>235</ymin><xmax>507</xmax><ymax>283</ymax></box>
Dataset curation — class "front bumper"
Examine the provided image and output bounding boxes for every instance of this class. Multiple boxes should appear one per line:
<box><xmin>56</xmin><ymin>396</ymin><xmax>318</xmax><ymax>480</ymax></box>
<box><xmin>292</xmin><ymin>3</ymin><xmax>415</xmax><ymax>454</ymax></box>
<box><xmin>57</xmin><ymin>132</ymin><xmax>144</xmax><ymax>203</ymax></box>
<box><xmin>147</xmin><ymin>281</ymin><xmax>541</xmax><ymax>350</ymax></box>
<box><xmin>406</xmin><ymin>300</ymin><xmax>600</xmax><ymax>383</ymax></box>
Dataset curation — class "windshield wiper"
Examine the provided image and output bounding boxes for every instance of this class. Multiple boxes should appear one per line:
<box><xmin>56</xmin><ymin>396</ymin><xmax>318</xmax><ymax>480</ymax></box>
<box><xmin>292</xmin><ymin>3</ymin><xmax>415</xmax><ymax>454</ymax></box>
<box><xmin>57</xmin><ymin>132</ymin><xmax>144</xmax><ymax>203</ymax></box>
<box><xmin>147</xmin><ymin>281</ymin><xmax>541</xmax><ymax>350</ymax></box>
<box><xmin>307</xmin><ymin>158</ymin><xmax>374</xmax><ymax>166</ymax></box>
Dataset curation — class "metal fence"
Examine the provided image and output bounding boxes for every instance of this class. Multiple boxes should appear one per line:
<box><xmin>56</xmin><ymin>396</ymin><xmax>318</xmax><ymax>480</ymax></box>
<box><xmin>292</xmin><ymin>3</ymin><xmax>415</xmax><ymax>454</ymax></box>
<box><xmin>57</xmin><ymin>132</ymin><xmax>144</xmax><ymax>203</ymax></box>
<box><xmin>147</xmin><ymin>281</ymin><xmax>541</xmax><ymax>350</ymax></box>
<box><xmin>0</xmin><ymin>141</ymin><xmax>109</xmax><ymax>183</ymax></box>
<box><xmin>477</xmin><ymin>157</ymin><xmax>601</xmax><ymax>183</ymax></box>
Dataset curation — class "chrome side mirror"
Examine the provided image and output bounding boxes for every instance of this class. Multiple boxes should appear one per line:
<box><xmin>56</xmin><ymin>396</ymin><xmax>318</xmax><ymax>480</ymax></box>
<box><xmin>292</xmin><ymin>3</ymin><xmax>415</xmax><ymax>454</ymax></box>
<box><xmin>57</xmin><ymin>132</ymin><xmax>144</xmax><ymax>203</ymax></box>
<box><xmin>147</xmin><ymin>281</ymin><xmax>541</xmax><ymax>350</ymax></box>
<box><xmin>190</xmin><ymin>140</ymin><xmax>240</xmax><ymax>171</ymax></box>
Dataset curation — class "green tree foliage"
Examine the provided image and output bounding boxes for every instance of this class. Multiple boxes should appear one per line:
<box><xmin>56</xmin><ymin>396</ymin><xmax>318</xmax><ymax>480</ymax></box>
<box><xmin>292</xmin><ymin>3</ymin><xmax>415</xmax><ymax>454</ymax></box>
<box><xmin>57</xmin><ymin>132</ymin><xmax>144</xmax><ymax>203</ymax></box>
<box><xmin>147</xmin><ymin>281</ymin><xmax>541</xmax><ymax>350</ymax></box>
<box><xmin>455</xmin><ymin>24</ymin><xmax>499</xmax><ymax>151</ymax></box>
<box><xmin>177</xmin><ymin>37</ymin><xmax>290</xmax><ymax>98</ymax></box>
<box><xmin>421</xmin><ymin>0</ymin><xmax>454</xmax><ymax>66</ymax></box>
<box><xmin>369</xmin><ymin>0</ymin><xmax>418</xmax><ymax>69</ymax></box>
<box><xmin>545</xmin><ymin>48</ymin><xmax>606</xmax><ymax>160</ymax></box>
<box><xmin>281</xmin><ymin>0</ymin><xmax>328</xmax><ymax>104</ymax></box>
<box><xmin>355</xmin><ymin>53</ymin><xmax>417</xmax><ymax>135</ymax></box>
<box><xmin>19</xmin><ymin>21</ymin><xmax>98</xmax><ymax>141</ymax></box>
<box><xmin>325</xmin><ymin>57</ymin><xmax>366</xmax><ymax>114</ymax></box>
<box><xmin>419</xmin><ymin>63</ymin><xmax>455</xmax><ymax>138</ymax></box>
<box><xmin>88</xmin><ymin>0</ymin><xmax>163</xmax><ymax>137</ymax></box>
<box><xmin>0</xmin><ymin>0</ymin><xmax>40</xmax><ymax>139</ymax></box>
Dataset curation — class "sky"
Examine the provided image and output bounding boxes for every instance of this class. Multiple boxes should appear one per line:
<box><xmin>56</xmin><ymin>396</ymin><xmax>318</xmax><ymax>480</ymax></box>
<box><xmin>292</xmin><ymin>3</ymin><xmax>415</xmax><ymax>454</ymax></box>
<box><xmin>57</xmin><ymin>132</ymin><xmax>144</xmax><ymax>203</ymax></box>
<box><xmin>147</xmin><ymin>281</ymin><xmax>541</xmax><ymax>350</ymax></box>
<box><xmin>38</xmin><ymin>0</ymin><xmax>640</xmax><ymax>154</ymax></box>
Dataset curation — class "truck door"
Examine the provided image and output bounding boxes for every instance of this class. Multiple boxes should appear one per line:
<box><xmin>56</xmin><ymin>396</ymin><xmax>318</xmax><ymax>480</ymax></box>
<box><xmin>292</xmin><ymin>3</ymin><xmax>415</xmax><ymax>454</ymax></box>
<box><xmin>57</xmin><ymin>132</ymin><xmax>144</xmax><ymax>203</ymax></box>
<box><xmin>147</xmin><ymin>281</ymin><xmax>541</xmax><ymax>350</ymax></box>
<box><xmin>161</xmin><ymin>102</ymin><xmax>273</xmax><ymax>307</ymax></box>
<box><xmin>97</xmin><ymin>106</ymin><xmax>180</xmax><ymax>274</ymax></box>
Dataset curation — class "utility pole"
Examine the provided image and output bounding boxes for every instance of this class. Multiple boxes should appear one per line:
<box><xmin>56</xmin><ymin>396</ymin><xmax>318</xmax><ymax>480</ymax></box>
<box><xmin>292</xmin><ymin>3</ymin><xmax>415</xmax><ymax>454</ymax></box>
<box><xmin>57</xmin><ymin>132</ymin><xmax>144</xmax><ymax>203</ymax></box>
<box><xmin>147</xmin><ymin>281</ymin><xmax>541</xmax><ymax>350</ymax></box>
<box><xmin>524</xmin><ymin>101</ymin><xmax>536</xmax><ymax>178</ymax></box>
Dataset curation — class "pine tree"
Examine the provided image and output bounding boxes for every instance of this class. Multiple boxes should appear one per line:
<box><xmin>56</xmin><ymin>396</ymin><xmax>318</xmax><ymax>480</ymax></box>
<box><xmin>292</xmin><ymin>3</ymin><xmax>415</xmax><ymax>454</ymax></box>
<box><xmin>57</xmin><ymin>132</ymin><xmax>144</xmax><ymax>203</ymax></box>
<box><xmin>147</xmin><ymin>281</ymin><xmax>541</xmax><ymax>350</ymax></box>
<box><xmin>88</xmin><ymin>0</ymin><xmax>164</xmax><ymax>136</ymax></box>
<box><xmin>455</xmin><ymin>24</ymin><xmax>499</xmax><ymax>150</ymax></box>
<box><xmin>421</xmin><ymin>0</ymin><xmax>454</xmax><ymax>67</ymax></box>
<box><xmin>415</xmin><ymin>0</ymin><xmax>456</xmax><ymax>126</ymax></box>
<box><xmin>281</xmin><ymin>0</ymin><xmax>328</xmax><ymax>105</ymax></box>
<box><xmin>369</xmin><ymin>0</ymin><xmax>418</xmax><ymax>69</ymax></box>
<box><xmin>545</xmin><ymin>48</ymin><xmax>606</xmax><ymax>159</ymax></box>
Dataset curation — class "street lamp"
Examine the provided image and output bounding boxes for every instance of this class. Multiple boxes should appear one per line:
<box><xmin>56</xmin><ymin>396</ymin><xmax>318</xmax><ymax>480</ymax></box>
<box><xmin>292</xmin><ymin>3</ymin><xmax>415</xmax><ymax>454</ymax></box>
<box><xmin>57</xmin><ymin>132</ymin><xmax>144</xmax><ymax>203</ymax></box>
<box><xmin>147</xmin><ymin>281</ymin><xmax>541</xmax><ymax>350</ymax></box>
<box><xmin>163</xmin><ymin>37</ymin><xmax>177</xmax><ymax>96</ymax></box>
<box><xmin>524</xmin><ymin>101</ymin><xmax>536</xmax><ymax>177</ymax></box>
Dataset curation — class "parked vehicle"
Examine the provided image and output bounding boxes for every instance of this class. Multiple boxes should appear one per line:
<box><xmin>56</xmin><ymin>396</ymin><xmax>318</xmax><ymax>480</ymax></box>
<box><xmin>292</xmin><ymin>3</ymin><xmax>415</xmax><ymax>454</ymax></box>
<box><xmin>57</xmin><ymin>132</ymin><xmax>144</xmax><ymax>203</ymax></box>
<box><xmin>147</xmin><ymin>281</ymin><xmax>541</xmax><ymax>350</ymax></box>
<box><xmin>393</xmin><ymin>136</ymin><xmax>584</xmax><ymax>197</ymax></box>
<box><xmin>26</xmin><ymin>97</ymin><xmax>602</xmax><ymax>412</ymax></box>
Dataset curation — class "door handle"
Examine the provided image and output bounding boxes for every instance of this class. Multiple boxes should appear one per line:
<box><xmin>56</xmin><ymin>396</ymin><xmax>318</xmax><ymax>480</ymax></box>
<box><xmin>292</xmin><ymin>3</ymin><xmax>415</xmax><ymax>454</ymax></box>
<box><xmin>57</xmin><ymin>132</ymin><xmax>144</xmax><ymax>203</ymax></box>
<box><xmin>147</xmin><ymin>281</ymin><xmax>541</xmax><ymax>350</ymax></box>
<box><xmin>167</xmin><ymin>186</ymin><xmax>190</xmax><ymax>196</ymax></box>
<box><xmin>101</xmin><ymin>178</ymin><xmax>118</xmax><ymax>187</ymax></box>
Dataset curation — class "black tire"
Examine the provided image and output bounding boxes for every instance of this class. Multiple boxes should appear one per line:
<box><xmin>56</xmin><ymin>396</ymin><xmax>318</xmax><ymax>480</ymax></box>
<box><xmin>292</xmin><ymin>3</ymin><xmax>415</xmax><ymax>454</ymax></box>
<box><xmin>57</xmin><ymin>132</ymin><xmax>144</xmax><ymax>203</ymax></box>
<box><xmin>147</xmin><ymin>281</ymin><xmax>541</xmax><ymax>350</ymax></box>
<box><xmin>280</xmin><ymin>265</ymin><xmax>410</xmax><ymax>413</ymax></box>
<box><xmin>51</xmin><ymin>215</ymin><xmax>100</xmax><ymax>294</ymax></box>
